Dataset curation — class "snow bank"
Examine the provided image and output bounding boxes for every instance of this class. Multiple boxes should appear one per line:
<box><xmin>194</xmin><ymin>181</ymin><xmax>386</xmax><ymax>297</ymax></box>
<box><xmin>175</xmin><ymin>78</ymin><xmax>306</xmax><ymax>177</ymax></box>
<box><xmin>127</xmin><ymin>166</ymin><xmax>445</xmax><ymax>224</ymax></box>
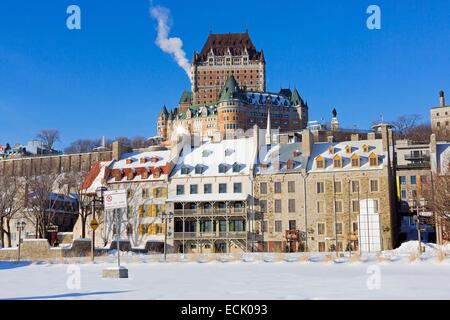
<box><xmin>394</xmin><ymin>241</ymin><xmax>450</xmax><ymax>255</ymax></box>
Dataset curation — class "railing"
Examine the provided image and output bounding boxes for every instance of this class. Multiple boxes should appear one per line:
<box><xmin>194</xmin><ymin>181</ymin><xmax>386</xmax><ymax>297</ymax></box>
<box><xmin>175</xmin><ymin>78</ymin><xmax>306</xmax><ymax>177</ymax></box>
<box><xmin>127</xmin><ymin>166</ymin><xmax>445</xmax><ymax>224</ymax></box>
<box><xmin>404</xmin><ymin>154</ymin><xmax>430</xmax><ymax>161</ymax></box>
<box><xmin>173</xmin><ymin>231</ymin><xmax>248</xmax><ymax>240</ymax></box>
<box><xmin>397</xmin><ymin>162</ymin><xmax>430</xmax><ymax>169</ymax></box>
<box><xmin>174</xmin><ymin>209</ymin><xmax>247</xmax><ymax>217</ymax></box>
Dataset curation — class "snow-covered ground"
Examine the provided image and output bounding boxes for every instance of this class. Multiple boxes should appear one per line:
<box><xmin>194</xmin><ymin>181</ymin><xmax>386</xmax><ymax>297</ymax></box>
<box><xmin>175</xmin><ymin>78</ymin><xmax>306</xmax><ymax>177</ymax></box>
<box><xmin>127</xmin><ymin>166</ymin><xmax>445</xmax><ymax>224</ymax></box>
<box><xmin>1</xmin><ymin>242</ymin><xmax>449</xmax><ymax>300</ymax></box>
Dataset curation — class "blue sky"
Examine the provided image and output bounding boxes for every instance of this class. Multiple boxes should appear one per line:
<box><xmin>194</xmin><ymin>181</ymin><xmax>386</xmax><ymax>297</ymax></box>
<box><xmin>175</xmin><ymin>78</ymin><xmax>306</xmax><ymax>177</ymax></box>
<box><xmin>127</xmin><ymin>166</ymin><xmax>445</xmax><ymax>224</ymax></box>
<box><xmin>1</xmin><ymin>0</ymin><xmax>449</xmax><ymax>149</ymax></box>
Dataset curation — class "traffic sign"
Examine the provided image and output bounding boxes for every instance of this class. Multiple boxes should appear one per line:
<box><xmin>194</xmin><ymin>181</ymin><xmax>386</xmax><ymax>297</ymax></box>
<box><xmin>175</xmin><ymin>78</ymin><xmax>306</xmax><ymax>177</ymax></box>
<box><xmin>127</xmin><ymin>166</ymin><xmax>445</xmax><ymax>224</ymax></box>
<box><xmin>90</xmin><ymin>218</ymin><xmax>99</xmax><ymax>230</ymax></box>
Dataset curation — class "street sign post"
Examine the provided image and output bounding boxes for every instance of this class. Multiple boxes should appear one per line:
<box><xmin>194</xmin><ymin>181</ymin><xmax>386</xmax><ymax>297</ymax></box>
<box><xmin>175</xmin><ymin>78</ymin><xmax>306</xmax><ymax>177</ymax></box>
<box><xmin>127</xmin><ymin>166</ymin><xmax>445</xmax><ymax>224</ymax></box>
<box><xmin>103</xmin><ymin>190</ymin><xmax>128</xmax><ymax>275</ymax></box>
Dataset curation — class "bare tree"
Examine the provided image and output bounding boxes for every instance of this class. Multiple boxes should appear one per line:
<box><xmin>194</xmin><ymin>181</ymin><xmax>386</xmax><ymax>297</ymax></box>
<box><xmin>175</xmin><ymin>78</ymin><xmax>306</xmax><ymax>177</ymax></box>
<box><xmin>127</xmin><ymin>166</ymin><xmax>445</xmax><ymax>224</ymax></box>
<box><xmin>61</xmin><ymin>171</ymin><xmax>92</xmax><ymax>238</ymax></box>
<box><xmin>36</xmin><ymin>129</ymin><xmax>60</xmax><ymax>150</ymax></box>
<box><xmin>131</xmin><ymin>136</ymin><xmax>150</xmax><ymax>149</ymax></box>
<box><xmin>0</xmin><ymin>176</ymin><xmax>25</xmax><ymax>247</ymax></box>
<box><xmin>64</xmin><ymin>139</ymin><xmax>101</xmax><ymax>154</ymax></box>
<box><xmin>404</xmin><ymin>124</ymin><xmax>433</xmax><ymax>143</ymax></box>
<box><xmin>25</xmin><ymin>171</ymin><xmax>63</xmax><ymax>239</ymax></box>
<box><xmin>392</xmin><ymin>114</ymin><xmax>422</xmax><ymax>139</ymax></box>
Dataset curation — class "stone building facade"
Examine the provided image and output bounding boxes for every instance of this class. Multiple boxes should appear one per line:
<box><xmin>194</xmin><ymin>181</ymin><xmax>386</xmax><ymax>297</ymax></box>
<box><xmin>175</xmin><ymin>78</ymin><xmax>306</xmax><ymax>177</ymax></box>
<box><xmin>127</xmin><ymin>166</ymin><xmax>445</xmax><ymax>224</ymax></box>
<box><xmin>430</xmin><ymin>91</ymin><xmax>450</xmax><ymax>139</ymax></box>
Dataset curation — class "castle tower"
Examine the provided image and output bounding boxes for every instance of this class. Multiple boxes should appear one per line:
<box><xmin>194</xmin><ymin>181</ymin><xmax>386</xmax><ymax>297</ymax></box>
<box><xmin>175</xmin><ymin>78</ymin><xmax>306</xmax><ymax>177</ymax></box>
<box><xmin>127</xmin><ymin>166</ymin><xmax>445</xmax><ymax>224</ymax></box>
<box><xmin>191</xmin><ymin>32</ymin><xmax>266</xmax><ymax>105</ymax></box>
<box><xmin>291</xmin><ymin>88</ymin><xmax>309</xmax><ymax>129</ymax></box>
<box><xmin>157</xmin><ymin>106</ymin><xmax>169</xmax><ymax>140</ymax></box>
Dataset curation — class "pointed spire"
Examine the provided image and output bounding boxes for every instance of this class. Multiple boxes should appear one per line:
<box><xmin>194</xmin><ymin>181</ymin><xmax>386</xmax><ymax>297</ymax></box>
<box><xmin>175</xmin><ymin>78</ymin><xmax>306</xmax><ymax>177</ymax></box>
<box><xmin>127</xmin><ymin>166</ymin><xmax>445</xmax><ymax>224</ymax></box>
<box><xmin>219</xmin><ymin>75</ymin><xmax>241</xmax><ymax>101</ymax></box>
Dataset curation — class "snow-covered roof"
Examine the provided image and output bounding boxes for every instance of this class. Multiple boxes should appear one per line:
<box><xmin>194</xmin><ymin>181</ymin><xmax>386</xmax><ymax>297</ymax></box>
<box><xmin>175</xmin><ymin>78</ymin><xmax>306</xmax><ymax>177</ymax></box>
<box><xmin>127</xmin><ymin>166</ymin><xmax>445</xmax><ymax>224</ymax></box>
<box><xmin>436</xmin><ymin>142</ymin><xmax>450</xmax><ymax>175</ymax></box>
<box><xmin>244</xmin><ymin>92</ymin><xmax>292</xmax><ymax>107</ymax></box>
<box><xmin>171</xmin><ymin>137</ymin><xmax>257</xmax><ymax>178</ymax></box>
<box><xmin>256</xmin><ymin>142</ymin><xmax>307</xmax><ymax>174</ymax></box>
<box><xmin>111</xmin><ymin>150</ymin><xmax>172</xmax><ymax>170</ymax></box>
<box><xmin>82</xmin><ymin>161</ymin><xmax>112</xmax><ymax>194</ymax></box>
<box><xmin>308</xmin><ymin>140</ymin><xmax>386</xmax><ymax>172</ymax></box>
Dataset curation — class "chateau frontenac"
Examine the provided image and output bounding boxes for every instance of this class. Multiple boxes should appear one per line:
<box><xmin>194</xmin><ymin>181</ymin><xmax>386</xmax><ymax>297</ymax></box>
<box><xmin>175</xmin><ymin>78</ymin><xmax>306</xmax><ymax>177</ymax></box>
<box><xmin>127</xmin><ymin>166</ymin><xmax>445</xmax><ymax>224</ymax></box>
<box><xmin>157</xmin><ymin>32</ymin><xmax>309</xmax><ymax>140</ymax></box>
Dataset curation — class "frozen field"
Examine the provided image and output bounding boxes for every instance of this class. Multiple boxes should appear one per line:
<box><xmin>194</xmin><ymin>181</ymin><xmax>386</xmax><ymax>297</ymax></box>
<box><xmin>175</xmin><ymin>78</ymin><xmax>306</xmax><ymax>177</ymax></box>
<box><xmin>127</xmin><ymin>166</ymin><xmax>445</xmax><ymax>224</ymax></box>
<box><xmin>1</xmin><ymin>247</ymin><xmax>449</xmax><ymax>300</ymax></box>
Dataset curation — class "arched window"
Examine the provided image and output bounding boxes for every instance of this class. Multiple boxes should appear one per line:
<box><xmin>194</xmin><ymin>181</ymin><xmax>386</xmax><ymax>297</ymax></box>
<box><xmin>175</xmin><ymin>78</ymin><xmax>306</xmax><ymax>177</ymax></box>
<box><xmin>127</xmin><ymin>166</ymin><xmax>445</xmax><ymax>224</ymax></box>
<box><xmin>369</xmin><ymin>153</ymin><xmax>378</xmax><ymax>166</ymax></box>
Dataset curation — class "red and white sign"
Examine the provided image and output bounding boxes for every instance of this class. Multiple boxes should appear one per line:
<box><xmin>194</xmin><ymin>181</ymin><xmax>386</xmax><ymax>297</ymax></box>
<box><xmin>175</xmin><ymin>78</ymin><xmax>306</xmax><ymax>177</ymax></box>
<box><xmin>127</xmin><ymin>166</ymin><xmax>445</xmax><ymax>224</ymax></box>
<box><xmin>103</xmin><ymin>190</ymin><xmax>127</xmax><ymax>210</ymax></box>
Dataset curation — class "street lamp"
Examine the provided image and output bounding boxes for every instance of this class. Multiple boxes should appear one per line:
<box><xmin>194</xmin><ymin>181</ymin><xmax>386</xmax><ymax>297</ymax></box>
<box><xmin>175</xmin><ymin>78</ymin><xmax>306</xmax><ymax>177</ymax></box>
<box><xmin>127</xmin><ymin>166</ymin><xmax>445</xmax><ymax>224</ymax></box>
<box><xmin>159</xmin><ymin>211</ymin><xmax>174</xmax><ymax>262</ymax></box>
<box><xmin>90</xmin><ymin>186</ymin><xmax>106</xmax><ymax>262</ymax></box>
<box><xmin>16</xmin><ymin>220</ymin><xmax>26</xmax><ymax>263</ymax></box>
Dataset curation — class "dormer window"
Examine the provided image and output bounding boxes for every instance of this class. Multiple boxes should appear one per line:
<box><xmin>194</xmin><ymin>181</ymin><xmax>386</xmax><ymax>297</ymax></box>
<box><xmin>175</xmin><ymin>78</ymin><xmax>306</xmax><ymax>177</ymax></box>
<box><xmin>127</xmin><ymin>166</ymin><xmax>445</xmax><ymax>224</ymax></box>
<box><xmin>286</xmin><ymin>159</ymin><xmax>294</xmax><ymax>170</ymax></box>
<box><xmin>293</xmin><ymin>150</ymin><xmax>301</xmax><ymax>157</ymax></box>
<box><xmin>195</xmin><ymin>164</ymin><xmax>204</xmax><ymax>174</ymax></box>
<box><xmin>218</xmin><ymin>164</ymin><xmax>228</xmax><ymax>173</ymax></box>
<box><xmin>232</xmin><ymin>163</ymin><xmax>240</xmax><ymax>173</ymax></box>
<box><xmin>369</xmin><ymin>153</ymin><xmax>378</xmax><ymax>166</ymax></box>
<box><xmin>140</xmin><ymin>157</ymin><xmax>147</xmax><ymax>164</ymax></box>
<box><xmin>153</xmin><ymin>168</ymin><xmax>161</xmax><ymax>178</ymax></box>
<box><xmin>126</xmin><ymin>158</ymin><xmax>133</xmax><ymax>164</ymax></box>
<box><xmin>225</xmin><ymin>149</ymin><xmax>234</xmax><ymax>157</ymax></box>
<box><xmin>345</xmin><ymin>146</ymin><xmax>352</xmax><ymax>154</ymax></box>
<box><xmin>202</xmin><ymin>150</ymin><xmax>210</xmax><ymax>157</ymax></box>
<box><xmin>316</xmin><ymin>156</ymin><xmax>325</xmax><ymax>169</ymax></box>
<box><xmin>181</xmin><ymin>166</ymin><xmax>190</xmax><ymax>175</ymax></box>
<box><xmin>362</xmin><ymin>144</ymin><xmax>369</xmax><ymax>153</ymax></box>
<box><xmin>151</xmin><ymin>156</ymin><xmax>159</xmax><ymax>163</ymax></box>
<box><xmin>333</xmin><ymin>155</ymin><xmax>342</xmax><ymax>168</ymax></box>
<box><xmin>328</xmin><ymin>146</ymin><xmax>335</xmax><ymax>154</ymax></box>
<box><xmin>351</xmin><ymin>154</ymin><xmax>360</xmax><ymax>167</ymax></box>
<box><xmin>126</xmin><ymin>170</ymin><xmax>135</xmax><ymax>181</ymax></box>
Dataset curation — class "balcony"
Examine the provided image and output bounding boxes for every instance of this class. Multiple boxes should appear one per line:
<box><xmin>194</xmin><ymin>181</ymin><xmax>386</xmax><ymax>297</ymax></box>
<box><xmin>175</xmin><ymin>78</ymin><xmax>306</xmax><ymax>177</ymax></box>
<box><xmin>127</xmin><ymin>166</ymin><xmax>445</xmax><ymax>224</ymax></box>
<box><xmin>404</xmin><ymin>154</ymin><xmax>430</xmax><ymax>161</ymax></box>
<box><xmin>174</xmin><ymin>208</ymin><xmax>247</xmax><ymax>218</ymax></box>
<box><xmin>285</xmin><ymin>230</ymin><xmax>300</xmax><ymax>241</ymax></box>
<box><xmin>173</xmin><ymin>231</ymin><xmax>248</xmax><ymax>240</ymax></box>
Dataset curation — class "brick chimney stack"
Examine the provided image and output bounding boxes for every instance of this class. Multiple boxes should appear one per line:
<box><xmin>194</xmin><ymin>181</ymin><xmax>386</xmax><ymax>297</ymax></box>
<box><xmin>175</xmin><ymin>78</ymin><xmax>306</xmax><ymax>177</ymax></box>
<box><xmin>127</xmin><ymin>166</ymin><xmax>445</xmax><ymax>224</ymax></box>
<box><xmin>439</xmin><ymin>90</ymin><xmax>445</xmax><ymax>107</ymax></box>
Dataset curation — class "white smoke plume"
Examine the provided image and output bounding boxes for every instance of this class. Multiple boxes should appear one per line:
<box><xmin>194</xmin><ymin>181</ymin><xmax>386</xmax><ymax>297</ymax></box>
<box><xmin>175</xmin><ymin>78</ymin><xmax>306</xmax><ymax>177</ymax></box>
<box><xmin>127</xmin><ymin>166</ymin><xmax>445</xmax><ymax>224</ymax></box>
<box><xmin>150</xmin><ymin>5</ymin><xmax>191</xmax><ymax>78</ymax></box>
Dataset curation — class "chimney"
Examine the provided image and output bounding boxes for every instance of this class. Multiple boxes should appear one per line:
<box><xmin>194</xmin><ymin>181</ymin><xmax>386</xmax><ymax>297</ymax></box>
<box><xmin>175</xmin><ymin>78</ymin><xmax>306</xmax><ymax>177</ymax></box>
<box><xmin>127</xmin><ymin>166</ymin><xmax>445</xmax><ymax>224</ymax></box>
<box><xmin>327</xmin><ymin>136</ymin><xmax>334</xmax><ymax>143</ymax></box>
<box><xmin>301</xmin><ymin>129</ymin><xmax>314</xmax><ymax>157</ymax></box>
<box><xmin>440</xmin><ymin>90</ymin><xmax>445</xmax><ymax>107</ymax></box>
<box><xmin>112</xmin><ymin>141</ymin><xmax>123</xmax><ymax>161</ymax></box>
<box><xmin>351</xmin><ymin>134</ymin><xmax>359</xmax><ymax>141</ymax></box>
<box><xmin>367</xmin><ymin>132</ymin><xmax>376</xmax><ymax>140</ymax></box>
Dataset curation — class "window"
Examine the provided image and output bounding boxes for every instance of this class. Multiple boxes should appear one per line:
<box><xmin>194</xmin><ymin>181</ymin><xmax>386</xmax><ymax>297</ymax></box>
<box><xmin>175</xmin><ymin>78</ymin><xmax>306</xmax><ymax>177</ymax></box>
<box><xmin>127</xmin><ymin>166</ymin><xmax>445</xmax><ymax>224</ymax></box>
<box><xmin>335</xmin><ymin>201</ymin><xmax>343</xmax><ymax>213</ymax></box>
<box><xmin>233</xmin><ymin>183</ymin><xmax>242</xmax><ymax>193</ymax></box>
<box><xmin>400</xmin><ymin>176</ymin><xmax>406</xmax><ymax>185</ymax></box>
<box><xmin>204</xmin><ymin>184</ymin><xmax>212</xmax><ymax>194</ymax></box>
<box><xmin>288</xmin><ymin>199</ymin><xmax>296</xmax><ymax>213</ymax></box>
<box><xmin>352</xmin><ymin>222</ymin><xmax>358</xmax><ymax>233</ymax></box>
<box><xmin>370</xmin><ymin>180</ymin><xmax>379</xmax><ymax>192</ymax></box>
<box><xmin>362</xmin><ymin>144</ymin><xmax>369</xmax><ymax>153</ymax></box>
<box><xmin>260</xmin><ymin>200</ymin><xmax>267</xmax><ymax>213</ymax></box>
<box><xmin>219</xmin><ymin>183</ymin><xmax>227</xmax><ymax>193</ymax></box>
<box><xmin>261</xmin><ymin>221</ymin><xmax>268</xmax><ymax>232</ymax></box>
<box><xmin>333</xmin><ymin>155</ymin><xmax>342</xmax><ymax>168</ymax></box>
<box><xmin>218</xmin><ymin>164</ymin><xmax>227</xmax><ymax>173</ymax></box>
<box><xmin>275</xmin><ymin>221</ymin><xmax>282</xmax><ymax>233</ymax></box>
<box><xmin>369</xmin><ymin>153</ymin><xmax>378</xmax><ymax>166</ymax></box>
<box><xmin>232</xmin><ymin>163</ymin><xmax>240</xmax><ymax>173</ymax></box>
<box><xmin>260</xmin><ymin>182</ymin><xmax>267</xmax><ymax>194</ymax></box>
<box><xmin>317</xmin><ymin>201</ymin><xmax>324</xmax><ymax>214</ymax></box>
<box><xmin>352</xmin><ymin>200</ymin><xmax>360</xmax><ymax>212</ymax></box>
<box><xmin>336</xmin><ymin>223</ymin><xmax>343</xmax><ymax>235</ymax></box>
<box><xmin>318</xmin><ymin>242</ymin><xmax>326</xmax><ymax>252</ymax></box>
<box><xmin>274</xmin><ymin>182</ymin><xmax>282</xmax><ymax>193</ymax></box>
<box><xmin>275</xmin><ymin>199</ymin><xmax>282</xmax><ymax>213</ymax></box>
<box><xmin>195</xmin><ymin>165</ymin><xmax>204</xmax><ymax>174</ymax></box>
<box><xmin>181</xmin><ymin>166</ymin><xmax>190</xmax><ymax>175</ymax></box>
<box><xmin>288</xmin><ymin>181</ymin><xmax>295</xmax><ymax>193</ymax></box>
<box><xmin>373</xmin><ymin>200</ymin><xmax>379</xmax><ymax>212</ymax></box>
<box><xmin>316</xmin><ymin>182</ymin><xmax>325</xmax><ymax>194</ymax></box>
<box><xmin>142</xmin><ymin>188</ymin><xmax>149</xmax><ymax>199</ymax></box>
<box><xmin>176</xmin><ymin>185</ymin><xmax>184</xmax><ymax>195</ymax></box>
<box><xmin>411</xmin><ymin>176</ymin><xmax>417</xmax><ymax>185</ymax></box>
<box><xmin>351</xmin><ymin>181</ymin><xmax>360</xmax><ymax>193</ymax></box>
<box><xmin>401</xmin><ymin>190</ymin><xmax>407</xmax><ymax>199</ymax></box>
<box><xmin>351</xmin><ymin>154</ymin><xmax>360</xmax><ymax>167</ymax></box>
<box><xmin>318</xmin><ymin>223</ymin><xmax>325</xmax><ymax>235</ymax></box>
<box><xmin>190</xmin><ymin>184</ymin><xmax>198</xmax><ymax>195</ymax></box>
<box><xmin>334</xmin><ymin>181</ymin><xmax>342</xmax><ymax>193</ymax></box>
<box><xmin>316</xmin><ymin>156</ymin><xmax>325</xmax><ymax>169</ymax></box>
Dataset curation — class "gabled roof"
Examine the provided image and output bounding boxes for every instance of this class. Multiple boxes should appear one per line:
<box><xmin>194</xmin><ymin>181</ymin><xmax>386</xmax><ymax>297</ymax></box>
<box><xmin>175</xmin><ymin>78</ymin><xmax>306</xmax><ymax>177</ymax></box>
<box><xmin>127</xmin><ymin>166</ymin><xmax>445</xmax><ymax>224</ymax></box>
<box><xmin>179</xmin><ymin>91</ymin><xmax>192</xmax><ymax>105</ymax></box>
<box><xmin>197</xmin><ymin>32</ymin><xmax>262</xmax><ymax>62</ymax></box>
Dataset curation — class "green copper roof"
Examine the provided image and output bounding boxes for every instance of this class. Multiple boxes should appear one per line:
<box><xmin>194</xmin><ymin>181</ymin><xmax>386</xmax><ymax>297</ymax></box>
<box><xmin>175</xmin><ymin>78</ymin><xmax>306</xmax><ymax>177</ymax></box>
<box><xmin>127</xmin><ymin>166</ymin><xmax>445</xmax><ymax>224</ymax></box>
<box><xmin>219</xmin><ymin>75</ymin><xmax>241</xmax><ymax>101</ymax></box>
<box><xmin>179</xmin><ymin>91</ymin><xmax>192</xmax><ymax>104</ymax></box>
<box><xmin>291</xmin><ymin>88</ymin><xmax>304</xmax><ymax>106</ymax></box>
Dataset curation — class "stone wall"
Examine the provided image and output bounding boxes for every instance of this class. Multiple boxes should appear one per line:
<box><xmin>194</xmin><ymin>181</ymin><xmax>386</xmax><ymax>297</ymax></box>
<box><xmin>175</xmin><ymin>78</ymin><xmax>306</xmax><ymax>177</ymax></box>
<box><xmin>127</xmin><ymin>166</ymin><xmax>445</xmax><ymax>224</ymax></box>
<box><xmin>0</xmin><ymin>151</ymin><xmax>113</xmax><ymax>177</ymax></box>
